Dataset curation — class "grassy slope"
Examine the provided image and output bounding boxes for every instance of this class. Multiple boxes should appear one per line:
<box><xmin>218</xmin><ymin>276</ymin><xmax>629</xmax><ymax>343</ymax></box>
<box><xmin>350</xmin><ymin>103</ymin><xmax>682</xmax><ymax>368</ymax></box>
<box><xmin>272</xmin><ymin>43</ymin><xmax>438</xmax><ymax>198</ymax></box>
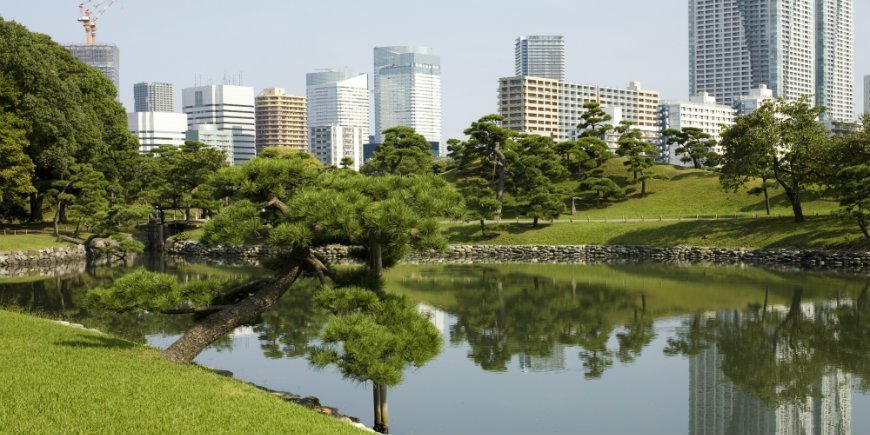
<box><xmin>494</xmin><ymin>158</ymin><xmax>838</xmax><ymax>219</ymax></box>
<box><xmin>0</xmin><ymin>310</ymin><xmax>362</xmax><ymax>434</ymax></box>
<box><xmin>444</xmin><ymin>217</ymin><xmax>868</xmax><ymax>250</ymax></box>
<box><xmin>0</xmin><ymin>234</ymin><xmax>68</xmax><ymax>252</ymax></box>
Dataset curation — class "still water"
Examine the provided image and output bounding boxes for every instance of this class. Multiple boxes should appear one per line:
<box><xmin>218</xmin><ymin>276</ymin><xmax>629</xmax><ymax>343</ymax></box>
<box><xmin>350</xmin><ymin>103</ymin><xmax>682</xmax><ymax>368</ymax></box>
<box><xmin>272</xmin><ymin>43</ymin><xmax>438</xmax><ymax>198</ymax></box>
<box><xmin>1</xmin><ymin>258</ymin><xmax>868</xmax><ymax>435</ymax></box>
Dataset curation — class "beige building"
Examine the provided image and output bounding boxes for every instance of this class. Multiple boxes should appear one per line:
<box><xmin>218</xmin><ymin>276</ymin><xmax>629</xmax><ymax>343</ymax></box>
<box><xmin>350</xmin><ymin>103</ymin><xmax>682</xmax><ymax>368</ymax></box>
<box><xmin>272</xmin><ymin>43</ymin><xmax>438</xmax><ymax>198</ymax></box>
<box><xmin>498</xmin><ymin>77</ymin><xmax>660</xmax><ymax>148</ymax></box>
<box><xmin>255</xmin><ymin>88</ymin><xmax>308</xmax><ymax>152</ymax></box>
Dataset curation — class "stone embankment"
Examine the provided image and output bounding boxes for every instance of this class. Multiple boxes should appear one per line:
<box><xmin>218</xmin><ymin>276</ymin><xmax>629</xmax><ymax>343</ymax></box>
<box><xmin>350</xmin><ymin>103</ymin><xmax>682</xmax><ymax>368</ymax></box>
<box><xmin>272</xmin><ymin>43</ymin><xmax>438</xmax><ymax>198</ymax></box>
<box><xmin>0</xmin><ymin>245</ymin><xmax>87</xmax><ymax>273</ymax></box>
<box><xmin>166</xmin><ymin>240</ymin><xmax>870</xmax><ymax>271</ymax></box>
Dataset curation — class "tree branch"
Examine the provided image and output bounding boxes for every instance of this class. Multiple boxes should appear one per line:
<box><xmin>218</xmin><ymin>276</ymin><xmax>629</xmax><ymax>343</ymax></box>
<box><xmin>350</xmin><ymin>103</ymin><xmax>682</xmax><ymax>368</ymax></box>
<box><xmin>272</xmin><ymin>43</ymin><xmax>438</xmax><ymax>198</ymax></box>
<box><xmin>214</xmin><ymin>278</ymin><xmax>273</xmax><ymax>302</ymax></box>
<box><xmin>267</xmin><ymin>196</ymin><xmax>290</xmax><ymax>215</ymax></box>
<box><xmin>161</xmin><ymin>305</ymin><xmax>234</xmax><ymax>315</ymax></box>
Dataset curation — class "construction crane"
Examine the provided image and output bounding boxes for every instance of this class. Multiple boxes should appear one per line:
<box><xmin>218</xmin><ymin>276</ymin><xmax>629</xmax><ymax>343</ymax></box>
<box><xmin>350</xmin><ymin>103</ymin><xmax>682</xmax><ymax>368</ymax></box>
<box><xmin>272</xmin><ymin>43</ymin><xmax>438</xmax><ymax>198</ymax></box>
<box><xmin>77</xmin><ymin>0</ymin><xmax>117</xmax><ymax>45</ymax></box>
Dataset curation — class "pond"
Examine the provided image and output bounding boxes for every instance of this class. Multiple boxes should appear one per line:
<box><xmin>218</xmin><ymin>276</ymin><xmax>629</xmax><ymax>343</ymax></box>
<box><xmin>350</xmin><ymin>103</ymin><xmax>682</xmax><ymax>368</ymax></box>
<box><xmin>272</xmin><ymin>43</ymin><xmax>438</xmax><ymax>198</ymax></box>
<box><xmin>1</xmin><ymin>257</ymin><xmax>868</xmax><ymax>435</ymax></box>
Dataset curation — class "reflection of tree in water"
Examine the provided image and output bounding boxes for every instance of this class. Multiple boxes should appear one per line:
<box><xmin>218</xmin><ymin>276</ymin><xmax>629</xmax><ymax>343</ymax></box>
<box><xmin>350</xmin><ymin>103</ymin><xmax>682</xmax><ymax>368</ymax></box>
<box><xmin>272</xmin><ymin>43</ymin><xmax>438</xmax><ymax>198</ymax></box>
<box><xmin>254</xmin><ymin>279</ymin><xmax>327</xmax><ymax>359</ymax></box>
<box><xmin>440</xmin><ymin>268</ymin><xmax>651</xmax><ymax>378</ymax></box>
<box><xmin>666</xmin><ymin>283</ymin><xmax>870</xmax><ymax>411</ymax></box>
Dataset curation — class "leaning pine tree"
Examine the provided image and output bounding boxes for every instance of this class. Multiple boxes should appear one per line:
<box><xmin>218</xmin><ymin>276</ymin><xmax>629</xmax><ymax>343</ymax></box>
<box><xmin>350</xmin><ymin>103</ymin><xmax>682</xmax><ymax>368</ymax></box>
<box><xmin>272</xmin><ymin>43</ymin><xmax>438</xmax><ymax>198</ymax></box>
<box><xmin>88</xmin><ymin>152</ymin><xmax>463</xmax><ymax>433</ymax></box>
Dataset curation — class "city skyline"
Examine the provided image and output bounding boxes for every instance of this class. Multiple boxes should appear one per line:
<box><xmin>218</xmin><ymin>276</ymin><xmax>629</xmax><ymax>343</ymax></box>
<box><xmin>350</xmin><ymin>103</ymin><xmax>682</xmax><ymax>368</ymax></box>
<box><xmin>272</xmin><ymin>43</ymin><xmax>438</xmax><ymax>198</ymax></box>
<box><xmin>3</xmin><ymin>0</ymin><xmax>869</xmax><ymax>142</ymax></box>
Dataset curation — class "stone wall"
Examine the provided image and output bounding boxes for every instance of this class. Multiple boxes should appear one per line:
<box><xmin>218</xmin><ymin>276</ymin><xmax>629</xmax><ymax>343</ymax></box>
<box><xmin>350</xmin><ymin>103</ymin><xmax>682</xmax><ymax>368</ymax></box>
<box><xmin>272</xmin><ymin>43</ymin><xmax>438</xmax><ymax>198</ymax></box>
<box><xmin>0</xmin><ymin>245</ymin><xmax>87</xmax><ymax>273</ymax></box>
<box><xmin>166</xmin><ymin>240</ymin><xmax>870</xmax><ymax>271</ymax></box>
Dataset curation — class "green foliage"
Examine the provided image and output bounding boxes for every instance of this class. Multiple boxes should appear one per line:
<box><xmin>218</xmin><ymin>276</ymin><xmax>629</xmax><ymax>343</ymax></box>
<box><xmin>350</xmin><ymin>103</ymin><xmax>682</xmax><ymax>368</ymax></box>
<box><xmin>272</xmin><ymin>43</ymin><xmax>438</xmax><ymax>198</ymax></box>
<box><xmin>663</xmin><ymin>127</ymin><xmax>719</xmax><ymax>169</ymax></box>
<box><xmin>201</xmin><ymin>200</ymin><xmax>266</xmax><ymax>246</ymax></box>
<box><xmin>834</xmin><ymin>165</ymin><xmax>870</xmax><ymax>238</ymax></box>
<box><xmin>577</xmin><ymin>101</ymin><xmax>613</xmax><ymax>140</ymax></box>
<box><xmin>87</xmin><ymin>269</ymin><xmax>227</xmax><ymax>313</ymax></box>
<box><xmin>579</xmin><ymin>177</ymin><xmax>625</xmax><ymax>206</ymax></box>
<box><xmin>458</xmin><ymin>177</ymin><xmax>501</xmax><ymax>230</ymax></box>
<box><xmin>450</xmin><ymin>114</ymin><xmax>516</xmax><ymax>206</ymax></box>
<box><xmin>0</xmin><ymin>19</ymin><xmax>138</xmax><ymax>221</ymax></box>
<box><xmin>525</xmin><ymin>188</ymin><xmax>565</xmax><ymax>226</ymax></box>
<box><xmin>719</xmin><ymin>98</ymin><xmax>832</xmax><ymax>222</ymax></box>
<box><xmin>142</xmin><ymin>141</ymin><xmax>227</xmax><ymax>221</ymax></box>
<box><xmin>615</xmin><ymin>122</ymin><xmax>659</xmax><ymax>196</ymax></box>
<box><xmin>206</xmin><ymin>151</ymin><xmax>321</xmax><ymax>203</ymax></box>
<box><xmin>310</xmin><ymin>287</ymin><xmax>442</xmax><ymax>386</ymax></box>
<box><xmin>362</xmin><ymin>126</ymin><xmax>435</xmax><ymax>176</ymax></box>
<box><xmin>0</xmin><ymin>112</ymin><xmax>35</xmax><ymax>222</ymax></box>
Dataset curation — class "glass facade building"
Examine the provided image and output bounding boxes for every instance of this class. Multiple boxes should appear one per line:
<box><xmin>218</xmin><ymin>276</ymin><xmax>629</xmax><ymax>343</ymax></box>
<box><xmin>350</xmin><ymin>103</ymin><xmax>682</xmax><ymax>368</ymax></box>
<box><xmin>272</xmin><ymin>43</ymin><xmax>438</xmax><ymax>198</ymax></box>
<box><xmin>373</xmin><ymin>46</ymin><xmax>442</xmax><ymax>156</ymax></box>
<box><xmin>134</xmin><ymin>82</ymin><xmax>173</xmax><ymax>112</ymax></box>
<box><xmin>63</xmin><ymin>44</ymin><xmax>120</xmax><ymax>91</ymax></box>
<box><xmin>515</xmin><ymin>35</ymin><xmax>565</xmax><ymax>82</ymax></box>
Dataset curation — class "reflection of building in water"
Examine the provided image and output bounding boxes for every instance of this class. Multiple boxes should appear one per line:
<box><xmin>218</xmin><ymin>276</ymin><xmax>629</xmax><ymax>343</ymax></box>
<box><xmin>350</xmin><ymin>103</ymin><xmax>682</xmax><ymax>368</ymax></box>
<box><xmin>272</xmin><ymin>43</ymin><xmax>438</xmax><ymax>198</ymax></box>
<box><xmin>689</xmin><ymin>308</ymin><xmax>852</xmax><ymax>435</ymax></box>
<box><xmin>519</xmin><ymin>343</ymin><xmax>566</xmax><ymax>373</ymax></box>
<box><xmin>417</xmin><ymin>304</ymin><xmax>446</xmax><ymax>334</ymax></box>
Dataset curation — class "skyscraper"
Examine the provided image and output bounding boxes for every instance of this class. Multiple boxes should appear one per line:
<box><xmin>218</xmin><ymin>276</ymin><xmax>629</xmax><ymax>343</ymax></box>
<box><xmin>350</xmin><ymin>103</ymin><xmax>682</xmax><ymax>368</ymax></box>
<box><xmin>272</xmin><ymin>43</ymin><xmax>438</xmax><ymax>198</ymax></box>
<box><xmin>63</xmin><ymin>44</ymin><xmax>120</xmax><ymax>91</ymax></box>
<box><xmin>255</xmin><ymin>88</ymin><xmax>307</xmax><ymax>153</ymax></box>
<box><xmin>373</xmin><ymin>46</ymin><xmax>442</xmax><ymax>155</ymax></box>
<box><xmin>515</xmin><ymin>35</ymin><xmax>565</xmax><ymax>82</ymax></box>
<box><xmin>134</xmin><ymin>82</ymin><xmax>173</xmax><ymax>112</ymax></box>
<box><xmin>863</xmin><ymin>75</ymin><xmax>869</xmax><ymax>115</ymax></box>
<box><xmin>688</xmin><ymin>0</ymin><xmax>854</xmax><ymax>122</ymax></box>
<box><xmin>182</xmin><ymin>85</ymin><xmax>256</xmax><ymax>164</ymax></box>
<box><xmin>306</xmin><ymin>71</ymin><xmax>369</xmax><ymax>171</ymax></box>
<box><xmin>127</xmin><ymin>112</ymin><xmax>188</xmax><ymax>154</ymax></box>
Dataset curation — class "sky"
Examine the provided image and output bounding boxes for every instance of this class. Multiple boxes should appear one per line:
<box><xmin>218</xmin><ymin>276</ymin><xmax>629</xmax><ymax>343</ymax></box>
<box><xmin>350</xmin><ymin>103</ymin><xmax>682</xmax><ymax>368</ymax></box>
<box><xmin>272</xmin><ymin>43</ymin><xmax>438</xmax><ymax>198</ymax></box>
<box><xmin>3</xmin><ymin>0</ymin><xmax>869</xmax><ymax>141</ymax></box>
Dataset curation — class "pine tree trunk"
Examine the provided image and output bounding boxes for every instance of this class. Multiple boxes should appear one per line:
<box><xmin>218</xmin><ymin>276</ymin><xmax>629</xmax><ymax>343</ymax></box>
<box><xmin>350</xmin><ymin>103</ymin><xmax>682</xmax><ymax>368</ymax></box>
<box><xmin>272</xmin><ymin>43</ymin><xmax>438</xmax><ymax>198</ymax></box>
<box><xmin>28</xmin><ymin>193</ymin><xmax>42</xmax><ymax>223</ymax></box>
<box><xmin>480</xmin><ymin>219</ymin><xmax>486</xmax><ymax>236</ymax></box>
<box><xmin>641</xmin><ymin>179</ymin><xmax>647</xmax><ymax>197</ymax></box>
<box><xmin>368</xmin><ymin>235</ymin><xmax>384</xmax><ymax>278</ymax></box>
<box><xmin>373</xmin><ymin>383</ymin><xmax>389</xmax><ymax>434</ymax></box>
<box><xmin>373</xmin><ymin>384</ymin><xmax>382</xmax><ymax>432</ymax></box>
<box><xmin>763</xmin><ymin>183</ymin><xmax>771</xmax><ymax>216</ymax></box>
<box><xmin>494</xmin><ymin>144</ymin><xmax>507</xmax><ymax>203</ymax></box>
<box><xmin>161</xmin><ymin>266</ymin><xmax>301</xmax><ymax>364</ymax></box>
<box><xmin>857</xmin><ymin>206</ymin><xmax>869</xmax><ymax>239</ymax></box>
<box><xmin>533</xmin><ymin>216</ymin><xmax>539</xmax><ymax>228</ymax></box>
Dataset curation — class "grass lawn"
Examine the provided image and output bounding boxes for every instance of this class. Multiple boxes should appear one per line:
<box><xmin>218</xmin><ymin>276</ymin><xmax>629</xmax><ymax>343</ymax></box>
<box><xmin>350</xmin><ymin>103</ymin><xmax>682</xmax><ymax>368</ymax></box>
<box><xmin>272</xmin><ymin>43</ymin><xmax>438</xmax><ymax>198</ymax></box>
<box><xmin>444</xmin><ymin>216</ymin><xmax>870</xmax><ymax>250</ymax></box>
<box><xmin>0</xmin><ymin>310</ymin><xmax>363</xmax><ymax>434</ymax></box>
<box><xmin>490</xmin><ymin>158</ymin><xmax>839</xmax><ymax>219</ymax></box>
<box><xmin>0</xmin><ymin>233</ymin><xmax>68</xmax><ymax>252</ymax></box>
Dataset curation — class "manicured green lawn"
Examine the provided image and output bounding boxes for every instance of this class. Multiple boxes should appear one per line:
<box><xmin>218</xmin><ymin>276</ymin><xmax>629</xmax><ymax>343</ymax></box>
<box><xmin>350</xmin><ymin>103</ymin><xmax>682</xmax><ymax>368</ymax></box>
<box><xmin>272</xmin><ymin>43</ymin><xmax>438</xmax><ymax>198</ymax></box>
<box><xmin>444</xmin><ymin>216</ymin><xmax>869</xmax><ymax>250</ymax></box>
<box><xmin>487</xmin><ymin>158</ymin><xmax>839</xmax><ymax>219</ymax></box>
<box><xmin>0</xmin><ymin>310</ymin><xmax>363</xmax><ymax>434</ymax></box>
<box><xmin>0</xmin><ymin>234</ymin><xmax>68</xmax><ymax>252</ymax></box>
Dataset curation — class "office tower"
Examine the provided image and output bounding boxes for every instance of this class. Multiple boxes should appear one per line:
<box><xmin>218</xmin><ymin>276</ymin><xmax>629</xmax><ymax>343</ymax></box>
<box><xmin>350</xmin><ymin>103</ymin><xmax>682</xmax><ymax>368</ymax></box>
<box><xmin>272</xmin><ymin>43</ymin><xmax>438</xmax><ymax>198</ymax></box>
<box><xmin>515</xmin><ymin>35</ymin><xmax>565</xmax><ymax>82</ymax></box>
<box><xmin>306</xmin><ymin>71</ymin><xmax>369</xmax><ymax>170</ymax></box>
<box><xmin>659</xmin><ymin>92</ymin><xmax>736</xmax><ymax>166</ymax></box>
<box><xmin>63</xmin><ymin>44</ymin><xmax>120</xmax><ymax>90</ymax></box>
<box><xmin>134</xmin><ymin>82</ymin><xmax>173</xmax><ymax>112</ymax></box>
<box><xmin>186</xmin><ymin>125</ymin><xmax>234</xmax><ymax>165</ymax></box>
<box><xmin>182</xmin><ymin>85</ymin><xmax>256</xmax><ymax>164</ymax></box>
<box><xmin>255</xmin><ymin>88</ymin><xmax>308</xmax><ymax>153</ymax></box>
<box><xmin>373</xmin><ymin>46</ymin><xmax>442</xmax><ymax>155</ymax></box>
<box><xmin>864</xmin><ymin>75</ymin><xmax>870</xmax><ymax>115</ymax></box>
<box><xmin>498</xmin><ymin>77</ymin><xmax>660</xmax><ymax>149</ymax></box>
<box><xmin>688</xmin><ymin>0</ymin><xmax>854</xmax><ymax>122</ymax></box>
<box><xmin>127</xmin><ymin>112</ymin><xmax>188</xmax><ymax>154</ymax></box>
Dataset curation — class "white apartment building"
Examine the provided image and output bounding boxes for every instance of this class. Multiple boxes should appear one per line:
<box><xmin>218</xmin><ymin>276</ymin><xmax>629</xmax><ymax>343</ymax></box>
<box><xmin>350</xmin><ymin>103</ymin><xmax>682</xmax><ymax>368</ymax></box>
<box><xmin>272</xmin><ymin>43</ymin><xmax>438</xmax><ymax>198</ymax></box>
<box><xmin>182</xmin><ymin>85</ymin><xmax>256</xmax><ymax>164</ymax></box>
<box><xmin>128</xmin><ymin>112</ymin><xmax>188</xmax><ymax>154</ymax></box>
<box><xmin>134</xmin><ymin>82</ymin><xmax>173</xmax><ymax>112</ymax></box>
<box><xmin>498</xmin><ymin>77</ymin><xmax>661</xmax><ymax>150</ymax></box>
<box><xmin>373</xmin><ymin>46</ymin><xmax>442</xmax><ymax>155</ymax></box>
<box><xmin>735</xmin><ymin>84</ymin><xmax>775</xmax><ymax>115</ymax></box>
<box><xmin>309</xmin><ymin>126</ymin><xmax>363</xmax><ymax>171</ymax></box>
<box><xmin>186</xmin><ymin>124</ymin><xmax>234</xmax><ymax>165</ymax></box>
<box><xmin>659</xmin><ymin>92</ymin><xmax>736</xmax><ymax>166</ymax></box>
<box><xmin>306</xmin><ymin>71</ymin><xmax>369</xmax><ymax>170</ymax></box>
<box><xmin>689</xmin><ymin>0</ymin><xmax>853</xmax><ymax>123</ymax></box>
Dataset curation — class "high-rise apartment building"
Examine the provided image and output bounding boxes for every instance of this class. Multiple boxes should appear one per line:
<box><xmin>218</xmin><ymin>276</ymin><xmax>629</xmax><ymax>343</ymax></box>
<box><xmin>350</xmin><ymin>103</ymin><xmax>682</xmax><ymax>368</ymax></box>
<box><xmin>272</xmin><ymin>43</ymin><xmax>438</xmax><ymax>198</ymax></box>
<box><xmin>255</xmin><ymin>88</ymin><xmax>307</xmax><ymax>153</ymax></box>
<box><xmin>134</xmin><ymin>82</ymin><xmax>173</xmax><ymax>112</ymax></box>
<box><xmin>688</xmin><ymin>0</ymin><xmax>854</xmax><ymax>122</ymax></box>
<box><xmin>182</xmin><ymin>85</ymin><xmax>256</xmax><ymax>165</ymax></box>
<box><xmin>127</xmin><ymin>112</ymin><xmax>188</xmax><ymax>154</ymax></box>
<box><xmin>309</xmin><ymin>126</ymin><xmax>364</xmax><ymax>171</ymax></box>
<box><xmin>659</xmin><ymin>92</ymin><xmax>736</xmax><ymax>166</ymax></box>
<box><xmin>63</xmin><ymin>44</ymin><xmax>120</xmax><ymax>91</ymax></box>
<box><xmin>373</xmin><ymin>46</ymin><xmax>442</xmax><ymax>155</ymax></box>
<box><xmin>515</xmin><ymin>35</ymin><xmax>565</xmax><ymax>82</ymax></box>
<box><xmin>306</xmin><ymin>71</ymin><xmax>369</xmax><ymax>170</ymax></box>
<box><xmin>186</xmin><ymin>124</ymin><xmax>234</xmax><ymax>165</ymax></box>
<box><xmin>498</xmin><ymin>77</ymin><xmax>660</xmax><ymax>149</ymax></box>
<box><xmin>734</xmin><ymin>84</ymin><xmax>775</xmax><ymax>115</ymax></box>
